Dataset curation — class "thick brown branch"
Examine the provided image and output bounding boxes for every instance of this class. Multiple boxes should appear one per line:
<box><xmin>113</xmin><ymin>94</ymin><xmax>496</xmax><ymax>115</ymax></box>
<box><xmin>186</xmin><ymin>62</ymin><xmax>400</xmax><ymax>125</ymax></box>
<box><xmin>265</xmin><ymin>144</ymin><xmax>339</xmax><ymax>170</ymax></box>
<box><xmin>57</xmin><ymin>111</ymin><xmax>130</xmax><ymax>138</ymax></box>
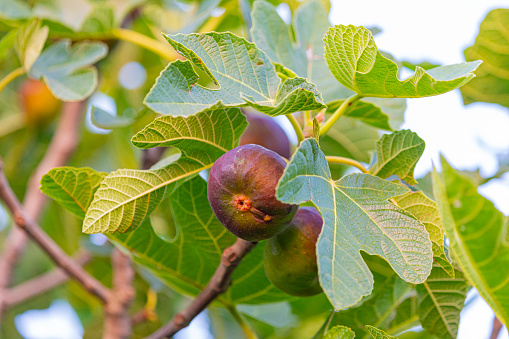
<box><xmin>145</xmin><ymin>238</ymin><xmax>256</xmax><ymax>339</ymax></box>
<box><xmin>0</xmin><ymin>161</ymin><xmax>111</xmax><ymax>303</ymax></box>
<box><xmin>490</xmin><ymin>316</ymin><xmax>503</xmax><ymax>339</ymax></box>
<box><xmin>0</xmin><ymin>101</ymin><xmax>86</xmax><ymax>318</ymax></box>
<box><xmin>4</xmin><ymin>251</ymin><xmax>92</xmax><ymax>307</ymax></box>
<box><xmin>103</xmin><ymin>249</ymin><xmax>136</xmax><ymax>339</ymax></box>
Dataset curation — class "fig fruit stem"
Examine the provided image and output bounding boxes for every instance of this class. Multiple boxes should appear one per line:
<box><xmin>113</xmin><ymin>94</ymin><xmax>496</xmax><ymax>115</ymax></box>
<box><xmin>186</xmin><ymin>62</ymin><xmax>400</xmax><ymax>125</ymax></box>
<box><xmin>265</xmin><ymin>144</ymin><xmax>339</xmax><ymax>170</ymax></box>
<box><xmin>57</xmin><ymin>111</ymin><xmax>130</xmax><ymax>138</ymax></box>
<box><xmin>320</xmin><ymin>93</ymin><xmax>363</xmax><ymax>137</ymax></box>
<box><xmin>0</xmin><ymin>67</ymin><xmax>24</xmax><ymax>94</ymax></box>
<box><xmin>325</xmin><ymin>155</ymin><xmax>369</xmax><ymax>173</ymax></box>
<box><xmin>112</xmin><ymin>28</ymin><xmax>179</xmax><ymax>61</ymax></box>
<box><xmin>287</xmin><ymin>113</ymin><xmax>305</xmax><ymax>144</ymax></box>
<box><xmin>144</xmin><ymin>238</ymin><xmax>258</xmax><ymax>339</ymax></box>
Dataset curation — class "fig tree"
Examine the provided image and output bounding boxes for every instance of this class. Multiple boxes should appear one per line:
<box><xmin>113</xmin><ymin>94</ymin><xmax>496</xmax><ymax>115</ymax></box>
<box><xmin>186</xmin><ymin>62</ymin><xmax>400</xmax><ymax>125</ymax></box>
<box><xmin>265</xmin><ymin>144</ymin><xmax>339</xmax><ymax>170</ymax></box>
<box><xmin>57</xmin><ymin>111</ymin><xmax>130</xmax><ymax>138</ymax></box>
<box><xmin>207</xmin><ymin>144</ymin><xmax>298</xmax><ymax>242</ymax></box>
<box><xmin>264</xmin><ymin>206</ymin><xmax>323</xmax><ymax>297</ymax></box>
<box><xmin>239</xmin><ymin>110</ymin><xmax>291</xmax><ymax>159</ymax></box>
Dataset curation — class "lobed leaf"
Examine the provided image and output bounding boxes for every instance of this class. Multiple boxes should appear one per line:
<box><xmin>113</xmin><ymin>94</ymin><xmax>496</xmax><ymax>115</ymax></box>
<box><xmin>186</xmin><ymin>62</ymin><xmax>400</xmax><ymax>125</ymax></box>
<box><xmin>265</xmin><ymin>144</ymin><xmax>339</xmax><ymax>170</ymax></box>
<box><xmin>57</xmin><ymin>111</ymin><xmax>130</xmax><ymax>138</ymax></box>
<box><xmin>276</xmin><ymin>139</ymin><xmax>433</xmax><ymax>310</ymax></box>
<box><xmin>370</xmin><ymin>130</ymin><xmax>425</xmax><ymax>185</ymax></box>
<box><xmin>416</xmin><ymin>264</ymin><xmax>468</xmax><ymax>339</ymax></box>
<box><xmin>251</xmin><ymin>0</ymin><xmax>406</xmax><ymax>129</ymax></box>
<box><xmin>83</xmin><ymin>104</ymin><xmax>247</xmax><ymax>234</ymax></box>
<box><xmin>144</xmin><ymin>32</ymin><xmax>325</xmax><ymax>116</ymax></box>
<box><xmin>432</xmin><ymin>157</ymin><xmax>509</xmax><ymax>327</ymax></box>
<box><xmin>460</xmin><ymin>9</ymin><xmax>509</xmax><ymax>107</ymax></box>
<box><xmin>393</xmin><ymin>191</ymin><xmax>453</xmax><ymax>276</ymax></box>
<box><xmin>324</xmin><ymin>25</ymin><xmax>481</xmax><ymax>98</ymax></box>
<box><xmin>29</xmin><ymin>40</ymin><xmax>108</xmax><ymax>101</ymax></box>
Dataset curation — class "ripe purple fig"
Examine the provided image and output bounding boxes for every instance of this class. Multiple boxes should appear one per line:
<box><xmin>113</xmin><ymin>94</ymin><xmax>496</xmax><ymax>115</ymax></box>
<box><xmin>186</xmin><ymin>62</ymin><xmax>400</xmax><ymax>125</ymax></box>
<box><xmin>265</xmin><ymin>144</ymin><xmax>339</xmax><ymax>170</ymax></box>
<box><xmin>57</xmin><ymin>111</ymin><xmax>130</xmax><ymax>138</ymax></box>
<box><xmin>239</xmin><ymin>110</ymin><xmax>291</xmax><ymax>159</ymax></box>
<box><xmin>207</xmin><ymin>144</ymin><xmax>298</xmax><ymax>241</ymax></box>
<box><xmin>264</xmin><ymin>207</ymin><xmax>323</xmax><ymax>296</ymax></box>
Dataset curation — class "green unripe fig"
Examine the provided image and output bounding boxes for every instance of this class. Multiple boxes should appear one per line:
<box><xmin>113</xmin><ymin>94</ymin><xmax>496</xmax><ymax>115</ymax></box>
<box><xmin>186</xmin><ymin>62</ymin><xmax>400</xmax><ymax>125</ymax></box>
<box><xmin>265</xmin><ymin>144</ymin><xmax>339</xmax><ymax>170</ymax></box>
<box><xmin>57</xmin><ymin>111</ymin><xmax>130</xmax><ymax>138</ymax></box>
<box><xmin>239</xmin><ymin>110</ymin><xmax>291</xmax><ymax>159</ymax></box>
<box><xmin>207</xmin><ymin>144</ymin><xmax>298</xmax><ymax>242</ymax></box>
<box><xmin>264</xmin><ymin>206</ymin><xmax>323</xmax><ymax>297</ymax></box>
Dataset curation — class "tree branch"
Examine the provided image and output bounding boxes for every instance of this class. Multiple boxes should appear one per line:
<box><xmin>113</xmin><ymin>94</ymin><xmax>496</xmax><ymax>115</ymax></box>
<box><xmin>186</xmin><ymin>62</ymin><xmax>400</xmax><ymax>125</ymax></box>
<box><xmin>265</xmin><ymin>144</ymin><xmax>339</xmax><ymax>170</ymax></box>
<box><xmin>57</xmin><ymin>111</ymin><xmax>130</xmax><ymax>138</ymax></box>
<box><xmin>0</xmin><ymin>160</ymin><xmax>111</xmax><ymax>303</ymax></box>
<box><xmin>490</xmin><ymin>316</ymin><xmax>503</xmax><ymax>339</ymax></box>
<box><xmin>4</xmin><ymin>250</ymin><xmax>92</xmax><ymax>308</ymax></box>
<box><xmin>145</xmin><ymin>238</ymin><xmax>257</xmax><ymax>339</ymax></box>
<box><xmin>0</xmin><ymin>101</ymin><xmax>86</xmax><ymax>319</ymax></box>
<box><xmin>104</xmin><ymin>249</ymin><xmax>136</xmax><ymax>339</ymax></box>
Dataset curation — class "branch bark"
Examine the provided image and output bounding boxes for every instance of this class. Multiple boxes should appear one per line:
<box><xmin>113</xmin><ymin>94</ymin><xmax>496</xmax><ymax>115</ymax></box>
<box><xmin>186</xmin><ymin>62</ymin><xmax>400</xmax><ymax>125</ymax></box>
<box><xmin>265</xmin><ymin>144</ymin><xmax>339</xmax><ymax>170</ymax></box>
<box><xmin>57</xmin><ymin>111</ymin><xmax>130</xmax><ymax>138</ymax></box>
<box><xmin>145</xmin><ymin>238</ymin><xmax>257</xmax><ymax>339</ymax></box>
<box><xmin>103</xmin><ymin>249</ymin><xmax>136</xmax><ymax>339</ymax></box>
<box><xmin>4</xmin><ymin>251</ymin><xmax>92</xmax><ymax>308</ymax></box>
<box><xmin>0</xmin><ymin>101</ymin><xmax>86</xmax><ymax>319</ymax></box>
<box><xmin>0</xmin><ymin>160</ymin><xmax>111</xmax><ymax>303</ymax></box>
<box><xmin>490</xmin><ymin>316</ymin><xmax>503</xmax><ymax>339</ymax></box>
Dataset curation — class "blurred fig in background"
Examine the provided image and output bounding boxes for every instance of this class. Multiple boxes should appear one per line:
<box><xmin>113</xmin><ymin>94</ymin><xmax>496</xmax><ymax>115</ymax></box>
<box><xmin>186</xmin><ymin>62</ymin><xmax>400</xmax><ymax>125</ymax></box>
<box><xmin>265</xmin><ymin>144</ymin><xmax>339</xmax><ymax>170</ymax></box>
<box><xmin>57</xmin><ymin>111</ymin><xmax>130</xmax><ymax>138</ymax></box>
<box><xmin>264</xmin><ymin>206</ymin><xmax>323</xmax><ymax>297</ymax></box>
<box><xmin>19</xmin><ymin>79</ymin><xmax>60</xmax><ymax>126</ymax></box>
<box><xmin>239</xmin><ymin>109</ymin><xmax>291</xmax><ymax>159</ymax></box>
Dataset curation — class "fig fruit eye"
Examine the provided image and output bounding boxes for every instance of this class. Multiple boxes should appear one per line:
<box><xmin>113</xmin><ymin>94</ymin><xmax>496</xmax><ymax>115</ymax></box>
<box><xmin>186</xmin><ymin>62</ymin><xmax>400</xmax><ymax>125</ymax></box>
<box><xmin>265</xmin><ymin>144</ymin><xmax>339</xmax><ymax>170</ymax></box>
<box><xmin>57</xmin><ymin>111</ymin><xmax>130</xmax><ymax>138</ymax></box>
<box><xmin>207</xmin><ymin>144</ymin><xmax>298</xmax><ymax>242</ymax></box>
<box><xmin>264</xmin><ymin>206</ymin><xmax>323</xmax><ymax>297</ymax></box>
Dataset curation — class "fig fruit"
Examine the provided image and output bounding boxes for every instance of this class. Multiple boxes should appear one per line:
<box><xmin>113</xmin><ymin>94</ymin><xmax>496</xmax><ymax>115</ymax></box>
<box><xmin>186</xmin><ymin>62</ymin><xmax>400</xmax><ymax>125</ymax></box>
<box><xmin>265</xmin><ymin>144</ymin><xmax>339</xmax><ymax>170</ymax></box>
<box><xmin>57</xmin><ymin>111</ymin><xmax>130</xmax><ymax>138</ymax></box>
<box><xmin>264</xmin><ymin>206</ymin><xmax>323</xmax><ymax>297</ymax></box>
<box><xmin>207</xmin><ymin>144</ymin><xmax>298</xmax><ymax>242</ymax></box>
<box><xmin>239</xmin><ymin>110</ymin><xmax>291</xmax><ymax>159</ymax></box>
<box><xmin>18</xmin><ymin>79</ymin><xmax>60</xmax><ymax>126</ymax></box>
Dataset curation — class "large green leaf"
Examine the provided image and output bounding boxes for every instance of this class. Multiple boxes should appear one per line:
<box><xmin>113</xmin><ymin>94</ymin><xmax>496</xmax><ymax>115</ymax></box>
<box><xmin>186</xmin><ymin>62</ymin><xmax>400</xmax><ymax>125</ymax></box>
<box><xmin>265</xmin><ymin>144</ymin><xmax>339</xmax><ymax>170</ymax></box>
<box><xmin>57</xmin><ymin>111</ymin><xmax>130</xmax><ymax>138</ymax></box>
<box><xmin>29</xmin><ymin>39</ymin><xmax>108</xmax><ymax>101</ymax></box>
<box><xmin>276</xmin><ymin>138</ymin><xmax>433</xmax><ymax>310</ymax></box>
<box><xmin>41</xmin><ymin>167</ymin><xmax>287</xmax><ymax>305</ymax></box>
<box><xmin>320</xmin><ymin>116</ymin><xmax>379</xmax><ymax>164</ymax></box>
<box><xmin>416</xmin><ymin>264</ymin><xmax>468</xmax><ymax>339</ymax></box>
<box><xmin>324</xmin><ymin>326</ymin><xmax>356</xmax><ymax>339</ymax></box>
<box><xmin>366</xmin><ymin>326</ymin><xmax>398</xmax><ymax>339</ymax></box>
<box><xmin>432</xmin><ymin>157</ymin><xmax>509</xmax><ymax>326</ymax></box>
<box><xmin>370</xmin><ymin>130</ymin><xmax>425</xmax><ymax>185</ymax></box>
<box><xmin>83</xmin><ymin>104</ymin><xmax>247</xmax><ymax>234</ymax></box>
<box><xmin>461</xmin><ymin>9</ymin><xmax>509</xmax><ymax>107</ymax></box>
<box><xmin>251</xmin><ymin>0</ymin><xmax>406</xmax><ymax>129</ymax></box>
<box><xmin>324</xmin><ymin>25</ymin><xmax>481</xmax><ymax>98</ymax></box>
<box><xmin>40</xmin><ymin>167</ymin><xmax>106</xmax><ymax>219</ymax></box>
<box><xmin>144</xmin><ymin>32</ymin><xmax>325</xmax><ymax>116</ymax></box>
<box><xmin>14</xmin><ymin>19</ymin><xmax>49</xmax><ymax>73</ymax></box>
<box><xmin>331</xmin><ymin>271</ymin><xmax>413</xmax><ymax>338</ymax></box>
<box><xmin>388</xmin><ymin>296</ymin><xmax>419</xmax><ymax>335</ymax></box>
<box><xmin>251</xmin><ymin>0</ymin><xmax>351</xmax><ymax>102</ymax></box>
<box><xmin>393</xmin><ymin>191</ymin><xmax>453</xmax><ymax>276</ymax></box>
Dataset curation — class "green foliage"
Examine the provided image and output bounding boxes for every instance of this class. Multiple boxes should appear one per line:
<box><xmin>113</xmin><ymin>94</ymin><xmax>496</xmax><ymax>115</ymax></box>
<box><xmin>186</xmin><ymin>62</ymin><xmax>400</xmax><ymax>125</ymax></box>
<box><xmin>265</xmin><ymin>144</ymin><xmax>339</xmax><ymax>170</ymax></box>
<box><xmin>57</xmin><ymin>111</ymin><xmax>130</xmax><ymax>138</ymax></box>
<box><xmin>370</xmin><ymin>130</ymin><xmax>425</xmax><ymax>185</ymax></box>
<box><xmin>461</xmin><ymin>9</ymin><xmax>509</xmax><ymax>107</ymax></box>
<box><xmin>28</xmin><ymin>40</ymin><xmax>108</xmax><ymax>100</ymax></box>
<box><xmin>144</xmin><ymin>32</ymin><xmax>325</xmax><ymax>116</ymax></box>
<box><xmin>416</xmin><ymin>264</ymin><xmax>468</xmax><ymax>339</ymax></box>
<box><xmin>433</xmin><ymin>157</ymin><xmax>509</xmax><ymax>327</ymax></box>
<box><xmin>4</xmin><ymin>1</ymin><xmax>503</xmax><ymax>337</ymax></box>
<box><xmin>276</xmin><ymin>138</ymin><xmax>433</xmax><ymax>310</ymax></box>
<box><xmin>324</xmin><ymin>326</ymin><xmax>355</xmax><ymax>339</ymax></box>
<box><xmin>83</xmin><ymin>104</ymin><xmax>247</xmax><ymax>234</ymax></box>
<box><xmin>324</xmin><ymin>25</ymin><xmax>481</xmax><ymax>98</ymax></box>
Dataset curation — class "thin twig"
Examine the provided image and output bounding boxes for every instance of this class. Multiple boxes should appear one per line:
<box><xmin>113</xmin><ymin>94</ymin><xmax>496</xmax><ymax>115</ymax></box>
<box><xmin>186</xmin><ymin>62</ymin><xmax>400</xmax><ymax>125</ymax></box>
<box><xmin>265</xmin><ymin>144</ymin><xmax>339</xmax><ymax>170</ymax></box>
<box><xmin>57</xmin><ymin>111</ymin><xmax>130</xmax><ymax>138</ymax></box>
<box><xmin>4</xmin><ymin>251</ymin><xmax>92</xmax><ymax>308</ymax></box>
<box><xmin>0</xmin><ymin>159</ymin><xmax>111</xmax><ymax>303</ymax></box>
<box><xmin>0</xmin><ymin>101</ymin><xmax>86</xmax><ymax>319</ymax></box>
<box><xmin>104</xmin><ymin>249</ymin><xmax>136</xmax><ymax>339</ymax></box>
<box><xmin>144</xmin><ymin>238</ymin><xmax>257</xmax><ymax>339</ymax></box>
<box><xmin>490</xmin><ymin>316</ymin><xmax>503</xmax><ymax>339</ymax></box>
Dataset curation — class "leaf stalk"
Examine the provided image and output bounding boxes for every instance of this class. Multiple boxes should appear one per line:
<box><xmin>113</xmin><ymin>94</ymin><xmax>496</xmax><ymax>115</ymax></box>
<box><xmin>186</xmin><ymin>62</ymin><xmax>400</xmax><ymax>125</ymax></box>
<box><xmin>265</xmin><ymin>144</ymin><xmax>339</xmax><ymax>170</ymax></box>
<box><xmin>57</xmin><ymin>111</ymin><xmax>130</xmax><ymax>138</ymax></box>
<box><xmin>325</xmin><ymin>156</ymin><xmax>368</xmax><ymax>173</ymax></box>
<box><xmin>320</xmin><ymin>94</ymin><xmax>362</xmax><ymax>137</ymax></box>
<box><xmin>111</xmin><ymin>28</ymin><xmax>178</xmax><ymax>61</ymax></box>
<box><xmin>286</xmin><ymin>113</ymin><xmax>305</xmax><ymax>144</ymax></box>
<box><xmin>0</xmin><ymin>67</ymin><xmax>24</xmax><ymax>94</ymax></box>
